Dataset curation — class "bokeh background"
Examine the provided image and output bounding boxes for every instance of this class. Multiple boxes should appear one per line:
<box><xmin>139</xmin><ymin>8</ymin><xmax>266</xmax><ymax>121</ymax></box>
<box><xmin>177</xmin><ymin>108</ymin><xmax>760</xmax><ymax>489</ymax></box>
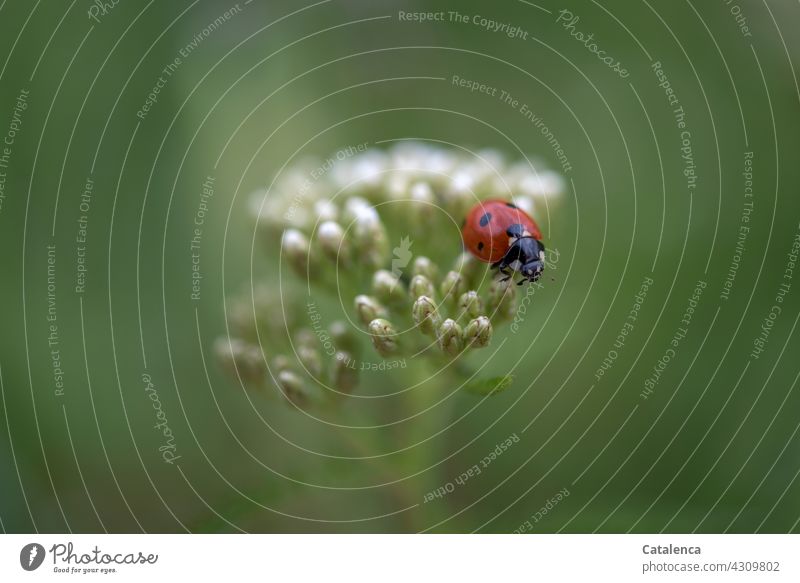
<box><xmin>0</xmin><ymin>0</ymin><xmax>799</xmax><ymax>533</ymax></box>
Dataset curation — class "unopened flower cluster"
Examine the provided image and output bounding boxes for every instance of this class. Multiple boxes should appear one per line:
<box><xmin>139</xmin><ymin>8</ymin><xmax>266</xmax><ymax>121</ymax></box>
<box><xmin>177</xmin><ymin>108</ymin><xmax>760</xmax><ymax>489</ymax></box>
<box><xmin>216</xmin><ymin>142</ymin><xmax>562</xmax><ymax>409</ymax></box>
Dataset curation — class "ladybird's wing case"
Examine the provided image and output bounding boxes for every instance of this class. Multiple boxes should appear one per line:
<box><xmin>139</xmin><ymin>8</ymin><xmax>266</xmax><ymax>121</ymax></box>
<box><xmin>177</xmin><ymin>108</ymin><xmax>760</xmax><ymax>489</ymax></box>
<box><xmin>462</xmin><ymin>202</ymin><xmax>506</xmax><ymax>263</ymax></box>
<box><xmin>503</xmin><ymin>205</ymin><xmax>543</xmax><ymax>241</ymax></box>
<box><xmin>483</xmin><ymin>219</ymin><xmax>514</xmax><ymax>263</ymax></box>
<box><xmin>524</xmin><ymin>213</ymin><xmax>543</xmax><ymax>241</ymax></box>
<box><xmin>461</xmin><ymin>225</ymin><xmax>504</xmax><ymax>262</ymax></box>
<box><xmin>483</xmin><ymin>206</ymin><xmax>517</xmax><ymax>263</ymax></box>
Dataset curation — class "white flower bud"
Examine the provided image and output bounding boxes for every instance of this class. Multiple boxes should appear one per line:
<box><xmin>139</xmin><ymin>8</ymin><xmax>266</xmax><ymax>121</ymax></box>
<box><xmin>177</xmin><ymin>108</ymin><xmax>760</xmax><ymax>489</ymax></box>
<box><xmin>410</xmin><ymin>181</ymin><xmax>436</xmax><ymax>225</ymax></box>
<box><xmin>294</xmin><ymin>329</ymin><xmax>317</xmax><ymax>349</ymax></box>
<box><xmin>386</xmin><ymin>174</ymin><xmax>410</xmax><ymax>201</ymax></box>
<box><xmin>317</xmin><ymin>220</ymin><xmax>350</xmax><ymax>265</ymax></box>
<box><xmin>330</xmin><ymin>320</ymin><xmax>360</xmax><ymax>355</ymax></box>
<box><xmin>440</xmin><ymin>271</ymin><xmax>468</xmax><ymax>305</ymax></box>
<box><xmin>368</xmin><ymin>318</ymin><xmax>398</xmax><ymax>356</ymax></box>
<box><xmin>281</xmin><ymin>229</ymin><xmax>316</xmax><ymax>276</ymax></box>
<box><xmin>349</xmin><ymin>202</ymin><xmax>389</xmax><ymax>269</ymax></box>
<box><xmin>214</xmin><ymin>338</ymin><xmax>265</xmax><ymax>386</ymax></box>
<box><xmin>412</xmin><ymin>296</ymin><xmax>441</xmax><ymax>336</ymax></box>
<box><xmin>457</xmin><ymin>291</ymin><xmax>484</xmax><ymax>320</ymax></box>
<box><xmin>438</xmin><ymin>318</ymin><xmax>464</xmax><ymax>356</ymax></box>
<box><xmin>354</xmin><ymin>295</ymin><xmax>387</xmax><ymax>326</ymax></box>
<box><xmin>271</xmin><ymin>355</ymin><xmax>292</xmax><ymax>373</ymax></box>
<box><xmin>412</xmin><ymin>256</ymin><xmax>440</xmax><ymax>283</ymax></box>
<box><xmin>465</xmin><ymin>316</ymin><xmax>492</xmax><ymax>348</ymax></box>
<box><xmin>517</xmin><ymin>170</ymin><xmax>564</xmax><ymax>199</ymax></box>
<box><xmin>409</xmin><ymin>274</ymin><xmax>435</xmax><ymax>300</ymax></box>
<box><xmin>444</xmin><ymin>171</ymin><xmax>475</xmax><ymax>216</ymax></box>
<box><xmin>314</xmin><ymin>199</ymin><xmax>339</xmax><ymax>222</ymax></box>
<box><xmin>350</xmin><ymin>152</ymin><xmax>387</xmax><ymax>192</ymax></box>
<box><xmin>509</xmin><ymin>195</ymin><xmax>535</xmax><ymax>217</ymax></box>
<box><xmin>451</xmin><ymin>252</ymin><xmax>484</xmax><ymax>289</ymax></box>
<box><xmin>297</xmin><ymin>345</ymin><xmax>322</xmax><ymax>378</ymax></box>
<box><xmin>487</xmin><ymin>278</ymin><xmax>517</xmax><ymax>322</ymax></box>
<box><xmin>278</xmin><ymin>370</ymin><xmax>310</xmax><ymax>408</ymax></box>
<box><xmin>372</xmin><ymin>270</ymin><xmax>406</xmax><ymax>304</ymax></box>
<box><xmin>342</xmin><ymin>196</ymin><xmax>372</xmax><ymax>223</ymax></box>
<box><xmin>331</xmin><ymin>352</ymin><xmax>358</xmax><ymax>393</ymax></box>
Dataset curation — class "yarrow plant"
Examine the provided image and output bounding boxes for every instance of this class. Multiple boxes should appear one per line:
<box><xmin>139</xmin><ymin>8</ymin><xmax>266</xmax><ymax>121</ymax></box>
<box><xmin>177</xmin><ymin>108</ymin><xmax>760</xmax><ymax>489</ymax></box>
<box><xmin>215</xmin><ymin>142</ymin><xmax>563</xmax><ymax>410</ymax></box>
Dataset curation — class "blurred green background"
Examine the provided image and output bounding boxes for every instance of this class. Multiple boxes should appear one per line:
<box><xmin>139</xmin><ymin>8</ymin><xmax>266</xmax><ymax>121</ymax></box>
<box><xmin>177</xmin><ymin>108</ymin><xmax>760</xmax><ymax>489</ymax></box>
<box><xmin>0</xmin><ymin>0</ymin><xmax>799</xmax><ymax>533</ymax></box>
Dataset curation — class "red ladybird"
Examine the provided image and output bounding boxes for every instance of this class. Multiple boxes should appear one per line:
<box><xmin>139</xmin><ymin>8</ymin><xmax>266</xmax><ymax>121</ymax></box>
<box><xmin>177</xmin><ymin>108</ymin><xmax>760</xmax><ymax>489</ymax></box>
<box><xmin>461</xmin><ymin>199</ymin><xmax>545</xmax><ymax>285</ymax></box>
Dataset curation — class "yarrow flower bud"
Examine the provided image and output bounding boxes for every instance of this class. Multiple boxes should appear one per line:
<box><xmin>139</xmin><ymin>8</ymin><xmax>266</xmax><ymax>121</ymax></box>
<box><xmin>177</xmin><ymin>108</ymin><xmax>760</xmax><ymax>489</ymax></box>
<box><xmin>272</xmin><ymin>355</ymin><xmax>292</xmax><ymax>373</ymax></box>
<box><xmin>314</xmin><ymin>199</ymin><xmax>339</xmax><ymax>222</ymax></box>
<box><xmin>329</xmin><ymin>320</ymin><xmax>360</xmax><ymax>355</ymax></box>
<box><xmin>517</xmin><ymin>169</ymin><xmax>564</xmax><ymax>199</ymax></box>
<box><xmin>409</xmin><ymin>181</ymin><xmax>436</xmax><ymax>225</ymax></box>
<box><xmin>385</xmin><ymin>174</ymin><xmax>410</xmax><ymax>201</ymax></box>
<box><xmin>451</xmin><ymin>252</ymin><xmax>484</xmax><ymax>289</ymax></box>
<box><xmin>487</xmin><ymin>278</ymin><xmax>517</xmax><ymax>322</ymax></box>
<box><xmin>294</xmin><ymin>329</ymin><xmax>317</xmax><ymax>350</ymax></box>
<box><xmin>214</xmin><ymin>338</ymin><xmax>265</xmax><ymax>386</ymax></box>
<box><xmin>412</xmin><ymin>256</ymin><xmax>440</xmax><ymax>283</ymax></box>
<box><xmin>349</xmin><ymin>202</ymin><xmax>389</xmax><ymax>269</ymax></box>
<box><xmin>342</xmin><ymin>196</ymin><xmax>371</xmax><ymax>222</ymax></box>
<box><xmin>457</xmin><ymin>291</ymin><xmax>484</xmax><ymax>321</ymax></box>
<box><xmin>317</xmin><ymin>220</ymin><xmax>350</xmax><ymax>265</ymax></box>
<box><xmin>368</xmin><ymin>318</ymin><xmax>398</xmax><ymax>356</ymax></box>
<box><xmin>440</xmin><ymin>271</ymin><xmax>468</xmax><ymax>306</ymax></box>
<box><xmin>354</xmin><ymin>295</ymin><xmax>387</xmax><ymax>326</ymax></box>
<box><xmin>412</xmin><ymin>295</ymin><xmax>442</xmax><ymax>336</ymax></box>
<box><xmin>408</xmin><ymin>274</ymin><xmax>435</xmax><ymax>300</ymax></box>
<box><xmin>509</xmin><ymin>194</ymin><xmax>535</xmax><ymax>217</ymax></box>
<box><xmin>465</xmin><ymin>316</ymin><xmax>492</xmax><ymax>348</ymax></box>
<box><xmin>282</xmin><ymin>229</ymin><xmax>315</xmax><ymax>277</ymax></box>
<box><xmin>438</xmin><ymin>318</ymin><xmax>464</xmax><ymax>356</ymax></box>
<box><xmin>297</xmin><ymin>345</ymin><xmax>322</xmax><ymax>378</ymax></box>
<box><xmin>372</xmin><ymin>270</ymin><xmax>406</xmax><ymax>304</ymax></box>
<box><xmin>443</xmin><ymin>171</ymin><xmax>475</xmax><ymax>217</ymax></box>
<box><xmin>277</xmin><ymin>370</ymin><xmax>310</xmax><ymax>408</ymax></box>
<box><xmin>331</xmin><ymin>352</ymin><xmax>358</xmax><ymax>393</ymax></box>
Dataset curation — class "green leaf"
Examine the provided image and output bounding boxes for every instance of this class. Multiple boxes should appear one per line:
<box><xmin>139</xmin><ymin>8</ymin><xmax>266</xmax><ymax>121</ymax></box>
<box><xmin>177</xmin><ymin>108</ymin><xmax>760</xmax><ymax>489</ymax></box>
<box><xmin>463</xmin><ymin>374</ymin><xmax>514</xmax><ymax>396</ymax></box>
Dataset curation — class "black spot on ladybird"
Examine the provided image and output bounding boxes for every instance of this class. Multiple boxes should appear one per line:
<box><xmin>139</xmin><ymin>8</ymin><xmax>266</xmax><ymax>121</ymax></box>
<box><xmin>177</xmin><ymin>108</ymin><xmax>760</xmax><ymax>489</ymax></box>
<box><xmin>479</xmin><ymin>213</ymin><xmax>492</xmax><ymax>227</ymax></box>
<box><xmin>506</xmin><ymin>202</ymin><xmax>518</xmax><ymax>209</ymax></box>
<box><xmin>477</xmin><ymin>241</ymin><xmax>484</xmax><ymax>251</ymax></box>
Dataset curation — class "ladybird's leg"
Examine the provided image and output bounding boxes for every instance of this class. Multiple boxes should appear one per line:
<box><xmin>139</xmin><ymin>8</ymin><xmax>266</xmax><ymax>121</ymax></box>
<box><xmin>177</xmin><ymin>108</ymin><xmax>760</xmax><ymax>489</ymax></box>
<box><xmin>492</xmin><ymin>260</ymin><xmax>507</xmax><ymax>276</ymax></box>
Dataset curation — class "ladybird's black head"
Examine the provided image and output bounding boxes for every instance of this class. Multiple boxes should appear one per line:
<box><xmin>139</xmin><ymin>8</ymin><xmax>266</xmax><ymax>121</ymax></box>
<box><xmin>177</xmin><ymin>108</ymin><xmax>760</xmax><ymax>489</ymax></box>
<box><xmin>521</xmin><ymin>258</ymin><xmax>544</xmax><ymax>282</ymax></box>
<box><xmin>514</xmin><ymin>237</ymin><xmax>545</xmax><ymax>283</ymax></box>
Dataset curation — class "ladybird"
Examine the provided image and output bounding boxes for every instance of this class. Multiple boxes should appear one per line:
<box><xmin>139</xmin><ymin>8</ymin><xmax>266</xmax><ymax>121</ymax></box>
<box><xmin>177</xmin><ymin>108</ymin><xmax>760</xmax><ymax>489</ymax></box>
<box><xmin>461</xmin><ymin>199</ymin><xmax>545</xmax><ymax>285</ymax></box>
